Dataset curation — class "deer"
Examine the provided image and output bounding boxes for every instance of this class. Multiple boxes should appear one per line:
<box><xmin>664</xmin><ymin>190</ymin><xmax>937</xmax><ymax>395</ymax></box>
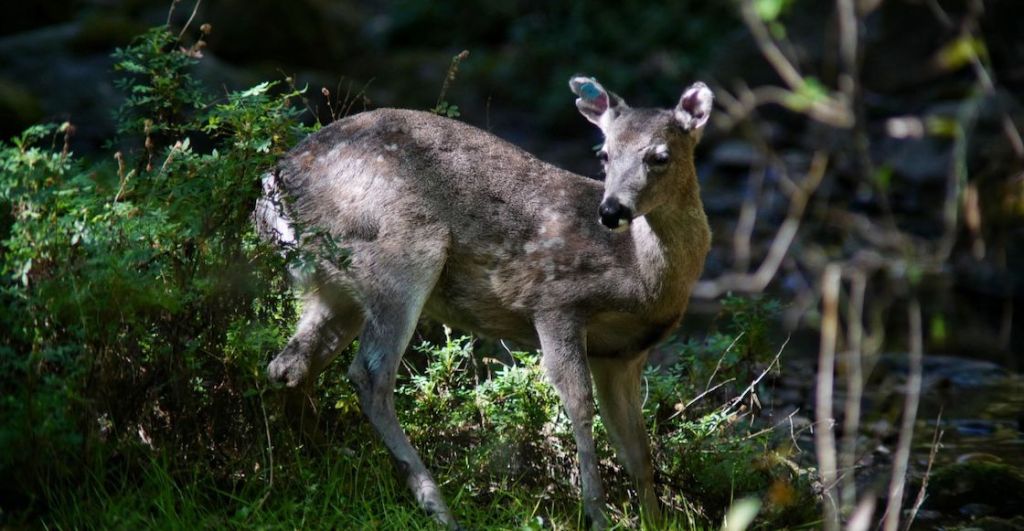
<box><xmin>256</xmin><ymin>74</ymin><xmax>713</xmax><ymax>529</ymax></box>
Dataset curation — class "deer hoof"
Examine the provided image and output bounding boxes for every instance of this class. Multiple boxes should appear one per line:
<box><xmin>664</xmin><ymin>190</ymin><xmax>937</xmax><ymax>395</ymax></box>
<box><xmin>267</xmin><ymin>352</ymin><xmax>310</xmax><ymax>387</ymax></box>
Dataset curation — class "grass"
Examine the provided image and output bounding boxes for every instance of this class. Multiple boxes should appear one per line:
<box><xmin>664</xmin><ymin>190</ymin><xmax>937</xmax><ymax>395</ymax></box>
<box><xmin>27</xmin><ymin>317</ymin><xmax>806</xmax><ymax>531</ymax></box>
<box><xmin>39</xmin><ymin>435</ymin><xmax>714</xmax><ymax>530</ymax></box>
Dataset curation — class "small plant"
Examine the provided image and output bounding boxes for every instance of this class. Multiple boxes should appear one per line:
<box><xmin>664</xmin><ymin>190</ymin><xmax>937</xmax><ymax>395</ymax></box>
<box><xmin>430</xmin><ymin>50</ymin><xmax>469</xmax><ymax>118</ymax></box>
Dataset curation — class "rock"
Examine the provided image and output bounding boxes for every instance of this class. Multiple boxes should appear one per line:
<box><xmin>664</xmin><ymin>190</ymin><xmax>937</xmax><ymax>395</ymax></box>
<box><xmin>926</xmin><ymin>461</ymin><xmax>1024</xmax><ymax>518</ymax></box>
<box><xmin>959</xmin><ymin>502</ymin><xmax>996</xmax><ymax>518</ymax></box>
<box><xmin>968</xmin><ymin>516</ymin><xmax>1024</xmax><ymax>531</ymax></box>
<box><xmin>956</xmin><ymin>452</ymin><xmax>1004</xmax><ymax>464</ymax></box>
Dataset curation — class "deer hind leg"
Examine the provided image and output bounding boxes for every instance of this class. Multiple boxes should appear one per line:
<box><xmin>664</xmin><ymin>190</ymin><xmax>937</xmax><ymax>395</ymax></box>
<box><xmin>268</xmin><ymin>286</ymin><xmax>365</xmax><ymax>389</ymax></box>
<box><xmin>344</xmin><ymin>244</ymin><xmax>457</xmax><ymax>528</ymax></box>
<box><xmin>268</xmin><ymin>285</ymin><xmax>365</xmax><ymax>442</ymax></box>
<box><xmin>590</xmin><ymin>355</ymin><xmax>661</xmax><ymax>524</ymax></box>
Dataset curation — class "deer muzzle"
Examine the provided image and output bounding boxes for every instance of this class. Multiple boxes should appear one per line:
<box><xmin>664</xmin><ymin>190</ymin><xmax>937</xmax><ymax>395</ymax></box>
<box><xmin>598</xmin><ymin>197</ymin><xmax>633</xmax><ymax>232</ymax></box>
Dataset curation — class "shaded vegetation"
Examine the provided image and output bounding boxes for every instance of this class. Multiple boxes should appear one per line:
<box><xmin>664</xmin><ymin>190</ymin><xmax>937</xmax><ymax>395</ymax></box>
<box><xmin>1</xmin><ymin>25</ymin><xmax>306</xmax><ymax>516</ymax></box>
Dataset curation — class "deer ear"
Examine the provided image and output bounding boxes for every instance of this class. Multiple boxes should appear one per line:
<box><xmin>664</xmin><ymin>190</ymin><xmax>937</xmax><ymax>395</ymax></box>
<box><xmin>569</xmin><ymin>75</ymin><xmax>625</xmax><ymax>128</ymax></box>
<box><xmin>674</xmin><ymin>81</ymin><xmax>713</xmax><ymax>132</ymax></box>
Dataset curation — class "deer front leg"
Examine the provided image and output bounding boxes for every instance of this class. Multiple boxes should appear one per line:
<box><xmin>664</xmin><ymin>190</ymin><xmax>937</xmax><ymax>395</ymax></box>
<box><xmin>344</xmin><ymin>240</ymin><xmax>458</xmax><ymax>529</ymax></box>
<box><xmin>535</xmin><ymin>315</ymin><xmax>606</xmax><ymax>529</ymax></box>
<box><xmin>590</xmin><ymin>355</ymin><xmax>661</xmax><ymax>524</ymax></box>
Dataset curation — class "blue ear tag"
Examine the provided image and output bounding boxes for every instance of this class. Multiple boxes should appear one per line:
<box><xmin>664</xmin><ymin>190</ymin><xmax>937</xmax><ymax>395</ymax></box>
<box><xmin>580</xmin><ymin>81</ymin><xmax>601</xmax><ymax>101</ymax></box>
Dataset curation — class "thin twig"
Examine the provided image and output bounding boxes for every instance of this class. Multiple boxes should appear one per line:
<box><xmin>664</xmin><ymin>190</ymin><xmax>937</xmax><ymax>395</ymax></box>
<box><xmin>841</xmin><ymin>269</ymin><xmax>867</xmax><ymax>511</ymax></box>
<box><xmin>249</xmin><ymin>381</ymin><xmax>275</xmax><ymax>516</ymax></box>
<box><xmin>177</xmin><ymin>0</ymin><xmax>202</xmax><ymax>42</ymax></box>
<box><xmin>741</xmin><ymin>407</ymin><xmax>799</xmax><ymax>441</ymax></box>
<box><xmin>706</xmin><ymin>332</ymin><xmax>745</xmax><ymax>393</ymax></box>
<box><xmin>739</xmin><ymin>0</ymin><xmax>807</xmax><ymax>92</ymax></box>
<box><xmin>166</xmin><ymin>0</ymin><xmax>181</xmax><ymax>27</ymax></box>
<box><xmin>882</xmin><ymin>297</ymin><xmax>924</xmax><ymax>531</ymax></box>
<box><xmin>342</xmin><ymin>78</ymin><xmax>375</xmax><ymax>118</ymax></box>
<box><xmin>815</xmin><ymin>264</ymin><xmax>841</xmax><ymax>531</ymax></box>
<box><xmin>903</xmin><ymin>410</ymin><xmax>943</xmax><ymax>531</ymax></box>
<box><xmin>673</xmin><ymin>378</ymin><xmax>736</xmax><ymax>418</ymax></box>
<box><xmin>733</xmin><ymin>165</ymin><xmax>765</xmax><ymax>272</ymax></box>
<box><xmin>435</xmin><ymin>50</ymin><xmax>469</xmax><ymax>109</ymax></box>
<box><xmin>727</xmin><ymin>335</ymin><xmax>789</xmax><ymax>411</ymax></box>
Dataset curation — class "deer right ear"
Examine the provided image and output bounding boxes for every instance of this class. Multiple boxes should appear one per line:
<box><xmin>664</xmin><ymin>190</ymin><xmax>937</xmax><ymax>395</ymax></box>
<box><xmin>569</xmin><ymin>75</ymin><xmax>625</xmax><ymax>128</ymax></box>
<box><xmin>674</xmin><ymin>82</ymin><xmax>713</xmax><ymax>132</ymax></box>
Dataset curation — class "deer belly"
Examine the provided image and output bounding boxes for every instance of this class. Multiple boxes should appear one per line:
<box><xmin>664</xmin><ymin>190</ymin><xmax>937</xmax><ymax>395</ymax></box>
<box><xmin>423</xmin><ymin>273</ymin><xmax>538</xmax><ymax>347</ymax></box>
<box><xmin>586</xmin><ymin>312</ymin><xmax>678</xmax><ymax>358</ymax></box>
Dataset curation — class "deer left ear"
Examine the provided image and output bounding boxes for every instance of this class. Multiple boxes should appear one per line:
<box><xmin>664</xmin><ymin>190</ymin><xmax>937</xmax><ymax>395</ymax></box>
<box><xmin>569</xmin><ymin>75</ymin><xmax>626</xmax><ymax>129</ymax></box>
<box><xmin>674</xmin><ymin>82</ymin><xmax>713</xmax><ymax>133</ymax></box>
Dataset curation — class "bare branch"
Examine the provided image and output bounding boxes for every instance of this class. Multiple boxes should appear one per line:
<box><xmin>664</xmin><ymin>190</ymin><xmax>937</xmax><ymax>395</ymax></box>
<box><xmin>177</xmin><ymin>0</ymin><xmax>202</xmax><ymax>42</ymax></box>
<box><xmin>882</xmin><ymin>297</ymin><xmax>924</xmax><ymax>531</ymax></box>
<box><xmin>904</xmin><ymin>411</ymin><xmax>943</xmax><ymax>531</ymax></box>
<box><xmin>840</xmin><ymin>269</ymin><xmax>867</xmax><ymax>511</ymax></box>
<box><xmin>738</xmin><ymin>0</ymin><xmax>807</xmax><ymax>92</ymax></box>
<box><xmin>727</xmin><ymin>335</ymin><xmax>789</xmax><ymax>412</ymax></box>
<box><xmin>815</xmin><ymin>264</ymin><xmax>841</xmax><ymax>531</ymax></box>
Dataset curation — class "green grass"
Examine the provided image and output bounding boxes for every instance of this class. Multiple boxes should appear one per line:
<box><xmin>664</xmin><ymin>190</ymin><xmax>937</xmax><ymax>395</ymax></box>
<box><xmin>26</xmin><ymin>322</ymin><xmax>808</xmax><ymax>530</ymax></box>
<box><xmin>38</xmin><ymin>440</ymin><xmax>712</xmax><ymax>530</ymax></box>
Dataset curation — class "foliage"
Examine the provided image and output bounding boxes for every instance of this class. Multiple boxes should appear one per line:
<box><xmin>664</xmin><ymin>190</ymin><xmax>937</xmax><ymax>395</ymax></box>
<box><xmin>384</xmin><ymin>298</ymin><xmax>812</xmax><ymax>528</ymax></box>
<box><xmin>112</xmin><ymin>27</ymin><xmax>206</xmax><ymax>141</ymax></box>
<box><xmin>395</xmin><ymin>329</ymin><xmax>572</xmax><ymax>493</ymax></box>
<box><xmin>430</xmin><ymin>50</ymin><xmax>469</xmax><ymax>118</ymax></box>
<box><xmin>0</xmin><ymin>25</ymin><xmax>309</xmax><ymax>508</ymax></box>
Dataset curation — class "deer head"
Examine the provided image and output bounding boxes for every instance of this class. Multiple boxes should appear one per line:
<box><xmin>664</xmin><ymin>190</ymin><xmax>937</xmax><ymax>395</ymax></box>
<box><xmin>570</xmin><ymin>75</ymin><xmax>713</xmax><ymax>231</ymax></box>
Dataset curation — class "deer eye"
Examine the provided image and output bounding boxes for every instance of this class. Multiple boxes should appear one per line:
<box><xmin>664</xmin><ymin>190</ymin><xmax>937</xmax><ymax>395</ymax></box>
<box><xmin>645</xmin><ymin>150</ymin><xmax>670</xmax><ymax>167</ymax></box>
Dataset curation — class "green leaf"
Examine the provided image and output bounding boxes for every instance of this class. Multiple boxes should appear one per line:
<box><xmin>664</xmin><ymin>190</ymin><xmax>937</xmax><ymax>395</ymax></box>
<box><xmin>936</xmin><ymin>36</ymin><xmax>987</xmax><ymax>71</ymax></box>
<box><xmin>930</xmin><ymin>313</ymin><xmax>948</xmax><ymax>343</ymax></box>
<box><xmin>873</xmin><ymin>166</ymin><xmax>892</xmax><ymax>192</ymax></box>
<box><xmin>238</xmin><ymin>81</ymin><xmax>272</xmax><ymax>99</ymax></box>
<box><xmin>926</xmin><ymin>116</ymin><xmax>960</xmax><ymax>138</ymax></box>
<box><xmin>754</xmin><ymin>0</ymin><xmax>791</xmax><ymax>22</ymax></box>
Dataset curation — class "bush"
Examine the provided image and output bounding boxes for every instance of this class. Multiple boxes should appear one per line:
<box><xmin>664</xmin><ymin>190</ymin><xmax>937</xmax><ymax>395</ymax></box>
<box><xmin>0</xmin><ymin>26</ymin><xmax>308</xmax><ymax>509</ymax></box>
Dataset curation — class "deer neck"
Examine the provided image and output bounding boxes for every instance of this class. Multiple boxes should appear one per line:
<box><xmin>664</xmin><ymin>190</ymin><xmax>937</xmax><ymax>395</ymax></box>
<box><xmin>629</xmin><ymin>169</ymin><xmax>708</xmax><ymax>313</ymax></box>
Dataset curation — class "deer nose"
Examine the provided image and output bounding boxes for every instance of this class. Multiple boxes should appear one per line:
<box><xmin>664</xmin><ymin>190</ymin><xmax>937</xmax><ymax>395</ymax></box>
<box><xmin>598</xmin><ymin>197</ymin><xmax>633</xmax><ymax>230</ymax></box>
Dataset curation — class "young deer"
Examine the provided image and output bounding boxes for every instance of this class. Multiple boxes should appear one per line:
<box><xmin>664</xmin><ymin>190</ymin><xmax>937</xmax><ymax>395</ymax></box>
<box><xmin>257</xmin><ymin>75</ymin><xmax>713</xmax><ymax>529</ymax></box>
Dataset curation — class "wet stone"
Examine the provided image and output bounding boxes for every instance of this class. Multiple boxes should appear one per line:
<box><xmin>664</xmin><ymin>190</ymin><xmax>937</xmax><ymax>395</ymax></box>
<box><xmin>926</xmin><ymin>461</ymin><xmax>1024</xmax><ymax>518</ymax></box>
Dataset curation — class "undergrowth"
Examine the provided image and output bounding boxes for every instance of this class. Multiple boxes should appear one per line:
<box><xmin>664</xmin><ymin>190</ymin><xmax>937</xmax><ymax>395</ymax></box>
<box><xmin>0</xmin><ymin>22</ymin><xmax>817</xmax><ymax>530</ymax></box>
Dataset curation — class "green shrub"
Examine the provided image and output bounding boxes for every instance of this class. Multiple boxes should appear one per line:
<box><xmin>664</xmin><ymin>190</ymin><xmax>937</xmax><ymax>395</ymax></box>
<box><xmin>0</xmin><ymin>26</ymin><xmax>308</xmax><ymax>507</ymax></box>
